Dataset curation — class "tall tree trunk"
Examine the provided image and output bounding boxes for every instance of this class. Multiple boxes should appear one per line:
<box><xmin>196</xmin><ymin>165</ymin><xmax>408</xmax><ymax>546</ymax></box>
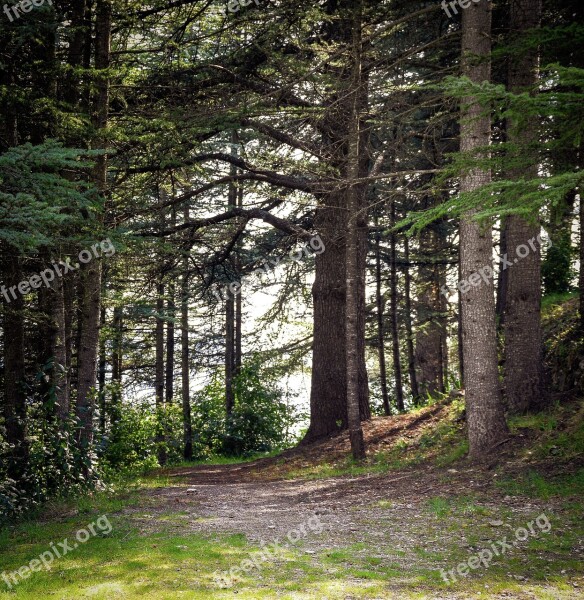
<box><xmin>98</xmin><ymin>304</ymin><xmax>107</xmax><ymax>435</ymax></box>
<box><xmin>2</xmin><ymin>253</ymin><xmax>29</xmax><ymax>482</ymax></box>
<box><xmin>415</xmin><ymin>224</ymin><xmax>446</xmax><ymax>399</ymax></box>
<box><xmin>181</xmin><ymin>206</ymin><xmax>193</xmax><ymax>460</ymax></box>
<box><xmin>235</xmin><ymin>183</ymin><xmax>243</xmax><ymax>374</ymax></box>
<box><xmin>225</xmin><ymin>145</ymin><xmax>238</xmax><ymax>417</ymax></box>
<box><xmin>457</xmin><ymin>257</ymin><xmax>464</xmax><ymax>384</ymax></box>
<box><xmin>403</xmin><ymin>236</ymin><xmax>420</xmax><ymax>404</ymax></box>
<box><xmin>155</xmin><ymin>282</ymin><xmax>165</xmax><ymax>406</ymax></box>
<box><xmin>155</xmin><ymin>280</ymin><xmax>166</xmax><ymax>465</ymax></box>
<box><xmin>225</xmin><ymin>295</ymin><xmax>235</xmax><ymax>416</ymax></box>
<box><xmin>165</xmin><ymin>280</ymin><xmax>175</xmax><ymax>404</ymax></box>
<box><xmin>304</xmin><ymin>0</ymin><xmax>370</xmax><ymax>442</ymax></box>
<box><xmin>580</xmin><ymin>193</ymin><xmax>584</xmax><ymax>330</ymax></box>
<box><xmin>75</xmin><ymin>0</ymin><xmax>111</xmax><ymax>461</ymax></box>
<box><xmin>52</xmin><ymin>275</ymin><xmax>69</xmax><ymax>425</ymax></box>
<box><xmin>345</xmin><ymin>0</ymin><xmax>366</xmax><ymax>460</ymax></box>
<box><xmin>390</xmin><ymin>200</ymin><xmax>404</xmax><ymax>411</ymax></box>
<box><xmin>111</xmin><ymin>306</ymin><xmax>123</xmax><ymax>400</ymax></box>
<box><xmin>460</xmin><ymin>0</ymin><xmax>508</xmax><ymax>460</ymax></box>
<box><xmin>503</xmin><ymin>0</ymin><xmax>544</xmax><ymax>414</ymax></box>
<box><xmin>375</xmin><ymin>230</ymin><xmax>391</xmax><ymax>416</ymax></box>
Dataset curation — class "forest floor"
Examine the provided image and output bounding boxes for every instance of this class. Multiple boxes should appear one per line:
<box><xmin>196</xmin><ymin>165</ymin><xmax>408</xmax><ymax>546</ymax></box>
<box><xmin>1</xmin><ymin>397</ymin><xmax>583</xmax><ymax>599</ymax></box>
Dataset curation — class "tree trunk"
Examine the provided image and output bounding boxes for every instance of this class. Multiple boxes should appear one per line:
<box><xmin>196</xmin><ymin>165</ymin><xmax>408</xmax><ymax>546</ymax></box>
<box><xmin>155</xmin><ymin>282</ymin><xmax>165</xmax><ymax>407</ymax></box>
<box><xmin>155</xmin><ymin>280</ymin><xmax>166</xmax><ymax>465</ymax></box>
<box><xmin>98</xmin><ymin>304</ymin><xmax>107</xmax><ymax>435</ymax></box>
<box><xmin>225</xmin><ymin>295</ymin><xmax>236</xmax><ymax>416</ymax></box>
<box><xmin>165</xmin><ymin>280</ymin><xmax>175</xmax><ymax>404</ymax></box>
<box><xmin>235</xmin><ymin>182</ymin><xmax>243</xmax><ymax>374</ymax></box>
<box><xmin>345</xmin><ymin>0</ymin><xmax>366</xmax><ymax>460</ymax></box>
<box><xmin>503</xmin><ymin>0</ymin><xmax>544</xmax><ymax>414</ymax></box>
<box><xmin>403</xmin><ymin>236</ymin><xmax>420</xmax><ymax>404</ymax></box>
<box><xmin>2</xmin><ymin>253</ymin><xmax>29</xmax><ymax>482</ymax></box>
<box><xmin>375</xmin><ymin>230</ymin><xmax>391</xmax><ymax>416</ymax></box>
<box><xmin>75</xmin><ymin>0</ymin><xmax>111</xmax><ymax>462</ymax></box>
<box><xmin>415</xmin><ymin>225</ymin><xmax>446</xmax><ymax>399</ymax></box>
<box><xmin>52</xmin><ymin>275</ymin><xmax>69</xmax><ymax>425</ymax></box>
<box><xmin>304</xmin><ymin>0</ymin><xmax>370</xmax><ymax>442</ymax></box>
<box><xmin>460</xmin><ymin>0</ymin><xmax>508</xmax><ymax>460</ymax></box>
<box><xmin>390</xmin><ymin>200</ymin><xmax>404</xmax><ymax>411</ymax></box>
<box><xmin>580</xmin><ymin>193</ymin><xmax>584</xmax><ymax>330</ymax></box>
<box><xmin>181</xmin><ymin>207</ymin><xmax>193</xmax><ymax>459</ymax></box>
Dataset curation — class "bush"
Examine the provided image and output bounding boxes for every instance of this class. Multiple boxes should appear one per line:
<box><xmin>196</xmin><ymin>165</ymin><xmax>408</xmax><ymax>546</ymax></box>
<box><xmin>100</xmin><ymin>401</ymin><xmax>184</xmax><ymax>475</ymax></box>
<box><xmin>192</xmin><ymin>359</ymin><xmax>301</xmax><ymax>458</ymax></box>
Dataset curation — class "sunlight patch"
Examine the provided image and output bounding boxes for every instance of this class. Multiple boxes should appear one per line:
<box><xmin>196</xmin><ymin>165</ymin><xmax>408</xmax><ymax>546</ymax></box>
<box><xmin>83</xmin><ymin>582</ymin><xmax>127</xmax><ymax>597</ymax></box>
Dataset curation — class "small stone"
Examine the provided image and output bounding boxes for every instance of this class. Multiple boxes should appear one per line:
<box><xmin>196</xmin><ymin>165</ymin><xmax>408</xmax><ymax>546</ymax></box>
<box><xmin>489</xmin><ymin>520</ymin><xmax>504</xmax><ymax>527</ymax></box>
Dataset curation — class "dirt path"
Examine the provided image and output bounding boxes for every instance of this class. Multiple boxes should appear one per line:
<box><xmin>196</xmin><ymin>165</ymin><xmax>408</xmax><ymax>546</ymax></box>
<box><xmin>118</xmin><ymin>460</ymin><xmax>583</xmax><ymax>599</ymax></box>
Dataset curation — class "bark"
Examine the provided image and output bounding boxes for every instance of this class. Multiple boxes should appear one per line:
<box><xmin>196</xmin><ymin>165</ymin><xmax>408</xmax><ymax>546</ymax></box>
<box><xmin>304</xmin><ymin>0</ymin><xmax>370</xmax><ymax>442</ymax></box>
<box><xmin>111</xmin><ymin>306</ymin><xmax>123</xmax><ymax>395</ymax></box>
<box><xmin>1</xmin><ymin>253</ymin><xmax>29</xmax><ymax>482</ymax></box>
<box><xmin>457</xmin><ymin>257</ymin><xmax>464</xmax><ymax>384</ymax></box>
<box><xmin>75</xmin><ymin>260</ymin><xmax>102</xmax><ymax>453</ymax></box>
<box><xmin>415</xmin><ymin>224</ymin><xmax>446</xmax><ymax>399</ymax></box>
<box><xmin>98</xmin><ymin>305</ymin><xmax>107</xmax><ymax>435</ymax></box>
<box><xmin>155</xmin><ymin>280</ymin><xmax>167</xmax><ymax>465</ymax></box>
<box><xmin>503</xmin><ymin>0</ymin><xmax>545</xmax><ymax>413</ymax></box>
<box><xmin>225</xmin><ymin>145</ymin><xmax>238</xmax><ymax>417</ymax></box>
<box><xmin>581</xmin><ymin>194</ymin><xmax>584</xmax><ymax>330</ymax></box>
<box><xmin>155</xmin><ymin>282</ymin><xmax>165</xmax><ymax>407</ymax></box>
<box><xmin>403</xmin><ymin>236</ymin><xmax>420</xmax><ymax>403</ymax></box>
<box><xmin>345</xmin><ymin>0</ymin><xmax>366</xmax><ymax>460</ymax></box>
<box><xmin>165</xmin><ymin>280</ymin><xmax>176</xmax><ymax>404</ymax></box>
<box><xmin>75</xmin><ymin>0</ymin><xmax>111</xmax><ymax>460</ymax></box>
<box><xmin>225</xmin><ymin>295</ymin><xmax>236</xmax><ymax>416</ymax></box>
<box><xmin>235</xmin><ymin>183</ymin><xmax>243</xmax><ymax>374</ymax></box>
<box><xmin>375</xmin><ymin>230</ymin><xmax>391</xmax><ymax>416</ymax></box>
<box><xmin>390</xmin><ymin>201</ymin><xmax>404</xmax><ymax>412</ymax></box>
<box><xmin>181</xmin><ymin>207</ymin><xmax>193</xmax><ymax>459</ymax></box>
<box><xmin>496</xmin><ymin>217</ymin><xmax>508</xmax><ymax>323</ymax></box>
<box><xmin>52</xmin><ymin>275</ymin><xmax>69</xmax><ymax>424</ymax></box>
<box><xmin>460</xmin><ymin>0</ymin><xmax>508</xmax><ymax>460</ymax></box>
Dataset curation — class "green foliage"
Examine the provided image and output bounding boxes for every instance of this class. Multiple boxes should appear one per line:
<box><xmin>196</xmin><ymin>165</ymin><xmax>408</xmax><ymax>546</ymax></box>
<box><xmin>398</xmin><ymin>64</ymin><xmax>584</xmax><ymax>233</ymax></box>
<box><xmin>542</xmin><ymin>236</ymin><xmax>574</xmax><ymax>295</ymax></box>
<box><xmin>100</xmin><ymin>402</ymin><xmax>184</xmax><ymax>476</ymax></box>
<box><xmin>542</xmin><ymin>298</ymin><xmax>584</xmax><ymax>392</ymax></box>
<box><xmin>0</xmin><ymin>141</ymin><xmax>101</xmax><ymax>251</ymax></box>
<box><xmin>192</xmin><ymin>359</ymin><xmax>301</xmax><ymax>459</ymax></box>
<box><xmin>0</xmin><ymin>372</ymin><xmax>97</xmax><ymax>525</ymax></box>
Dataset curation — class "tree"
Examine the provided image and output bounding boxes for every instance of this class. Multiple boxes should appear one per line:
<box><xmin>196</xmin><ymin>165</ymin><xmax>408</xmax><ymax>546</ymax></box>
<box><xmin>459</xmin><ymin>0</ymin><xmax>508</xmax><ymax>459</ymax></box>
<box><xmin>502</xmin><ymin>0</ymin><xmax>545</xmax><ymax>414</ymax></box>
<box><xmin>345</xmin><ymin>0</ymin><xmax>366</xmax><ymax>460</ymax></box>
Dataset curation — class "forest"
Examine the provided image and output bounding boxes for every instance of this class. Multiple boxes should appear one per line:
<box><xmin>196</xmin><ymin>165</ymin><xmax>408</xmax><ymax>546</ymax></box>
<box><xmin>0</xmin><ymin>0</ymin><xmax>583</xmax><ymax>598</ymax></box>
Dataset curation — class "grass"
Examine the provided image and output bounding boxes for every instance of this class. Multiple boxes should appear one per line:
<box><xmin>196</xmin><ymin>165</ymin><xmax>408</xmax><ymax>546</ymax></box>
<box><xmin>0</xmin><ymin>454</ymin><xmax>582</xmax><ymax>598</ymax></box>
<box><xmin>2</xmin><ymin>514</ymin><xmax>579</xmax><ymax>600</ymax></box>
<box><xmin>496</xmin><ymin>468</ymin><xmax>584</xmax><ymax>500</ymax></box>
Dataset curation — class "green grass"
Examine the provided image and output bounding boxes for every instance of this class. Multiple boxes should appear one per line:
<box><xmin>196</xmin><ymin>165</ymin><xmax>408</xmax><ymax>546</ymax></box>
<box><xmin>496</xmin><ymin>468</ymin><xmax>584</xmax><ymax>500</ymax></box>
<box><xmin>0</xmin><ymin>471</ymin><xmax>582</xmax><ymax>599</ymax></box>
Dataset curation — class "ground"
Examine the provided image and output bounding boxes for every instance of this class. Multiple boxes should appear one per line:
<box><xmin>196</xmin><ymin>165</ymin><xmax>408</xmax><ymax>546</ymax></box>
<box><xmin>1</xmin><ymin>397</ymin><xmax>583</xmax><ymax>599</ymax></box>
